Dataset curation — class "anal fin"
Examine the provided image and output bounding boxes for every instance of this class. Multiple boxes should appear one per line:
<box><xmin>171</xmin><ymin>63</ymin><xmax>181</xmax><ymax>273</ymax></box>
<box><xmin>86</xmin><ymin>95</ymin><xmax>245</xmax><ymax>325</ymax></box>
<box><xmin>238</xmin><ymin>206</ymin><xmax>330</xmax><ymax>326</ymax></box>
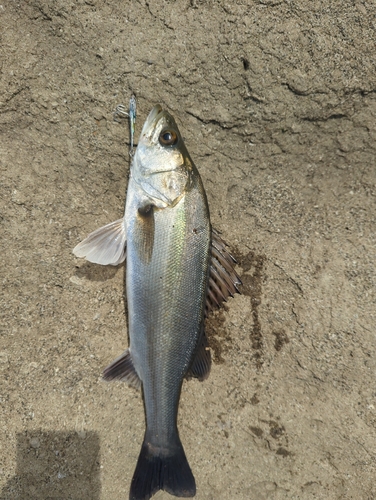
<box><xmin>102</xmin><ymin>348</ymin><xmax>141</xmax><ymax>390</ymax></box>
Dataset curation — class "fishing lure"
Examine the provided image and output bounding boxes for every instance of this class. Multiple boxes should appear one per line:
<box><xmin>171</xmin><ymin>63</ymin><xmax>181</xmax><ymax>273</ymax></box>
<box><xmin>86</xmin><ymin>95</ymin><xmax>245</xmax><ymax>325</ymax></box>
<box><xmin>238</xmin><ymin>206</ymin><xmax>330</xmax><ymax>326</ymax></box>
<box><xmin>114</xmin><ymin>94</ymin><xmax>137</xmax><ymax>156</ymax></box>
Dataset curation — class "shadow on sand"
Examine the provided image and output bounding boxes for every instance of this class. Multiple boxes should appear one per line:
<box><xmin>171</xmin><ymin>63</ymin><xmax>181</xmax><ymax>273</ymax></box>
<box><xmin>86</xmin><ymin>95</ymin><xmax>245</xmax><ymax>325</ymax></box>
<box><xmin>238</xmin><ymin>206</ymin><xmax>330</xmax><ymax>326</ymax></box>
<box><xmin>0</xmin><ymin>430</ymin><xmax>101</xmax><ymax>499</ymax></box>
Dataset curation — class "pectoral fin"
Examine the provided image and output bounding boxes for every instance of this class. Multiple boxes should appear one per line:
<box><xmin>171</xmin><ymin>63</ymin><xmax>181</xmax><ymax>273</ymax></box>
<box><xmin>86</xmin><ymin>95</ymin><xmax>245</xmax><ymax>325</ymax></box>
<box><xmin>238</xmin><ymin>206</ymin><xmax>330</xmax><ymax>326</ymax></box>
<box><xmin>206</xmin><ymin>228</ymin><xmax>242</xmax><ymax>314</ymax></box>
<box><xmin>73</xmin><ymin>218</ymin><xmax>126</xmax><ymax>266</ymax></box>
<box><xmin>134</xmin><ymin>204</ymin><xmax>155</xmax><ymax>264</ymax></box>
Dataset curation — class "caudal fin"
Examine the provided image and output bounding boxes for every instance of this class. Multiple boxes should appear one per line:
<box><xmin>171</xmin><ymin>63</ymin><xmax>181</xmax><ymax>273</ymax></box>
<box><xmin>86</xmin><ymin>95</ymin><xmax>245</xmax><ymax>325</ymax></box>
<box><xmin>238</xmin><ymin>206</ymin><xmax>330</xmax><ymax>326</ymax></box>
<box><xmin>129</xmin><ymin>437</ymin><xmax>196</xmax><ymax>500</ymax></box>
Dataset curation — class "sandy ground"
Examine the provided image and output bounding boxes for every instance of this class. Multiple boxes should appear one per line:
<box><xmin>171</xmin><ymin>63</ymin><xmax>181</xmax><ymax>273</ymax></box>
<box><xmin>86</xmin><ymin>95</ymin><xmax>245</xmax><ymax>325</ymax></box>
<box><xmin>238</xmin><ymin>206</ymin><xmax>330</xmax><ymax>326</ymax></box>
<box><xmin>1</xmin><ymin>1</ymin><xmax>376</xmax><ymax>499</ymax></box>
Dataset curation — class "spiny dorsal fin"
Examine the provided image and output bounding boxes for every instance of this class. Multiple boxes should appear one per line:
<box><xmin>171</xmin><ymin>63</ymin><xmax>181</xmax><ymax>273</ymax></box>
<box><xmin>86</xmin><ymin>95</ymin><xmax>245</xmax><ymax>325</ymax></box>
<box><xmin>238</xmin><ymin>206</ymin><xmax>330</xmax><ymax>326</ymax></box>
<box><xmin>206</xmin><ymin>228</ymin><xmax>242</xmax><ymax>315</ymax></box>
<box><xmin>102</xmin><ymin>348</ymin><xmax>141</xmax><ymax>390</ymax></box>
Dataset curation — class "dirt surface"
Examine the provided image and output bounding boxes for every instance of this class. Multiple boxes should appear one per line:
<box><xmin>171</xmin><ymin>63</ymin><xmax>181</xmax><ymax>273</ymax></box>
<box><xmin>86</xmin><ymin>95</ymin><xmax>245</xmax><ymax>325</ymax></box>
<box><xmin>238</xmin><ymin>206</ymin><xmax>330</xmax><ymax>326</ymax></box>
<box><xmin>1</xmin><ymin>1</ymin><xmax>376</xmax><ymax>498</ymax></box>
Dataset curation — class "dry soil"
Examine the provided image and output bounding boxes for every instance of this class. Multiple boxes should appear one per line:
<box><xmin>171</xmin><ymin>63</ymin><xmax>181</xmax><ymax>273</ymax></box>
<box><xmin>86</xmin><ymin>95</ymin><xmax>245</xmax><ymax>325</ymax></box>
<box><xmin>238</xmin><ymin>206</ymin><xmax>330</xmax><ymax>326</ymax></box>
<box><xmin>1</xmin><ymin>1</ymin><xmax>376</xmax><ymax>499</ymax></box>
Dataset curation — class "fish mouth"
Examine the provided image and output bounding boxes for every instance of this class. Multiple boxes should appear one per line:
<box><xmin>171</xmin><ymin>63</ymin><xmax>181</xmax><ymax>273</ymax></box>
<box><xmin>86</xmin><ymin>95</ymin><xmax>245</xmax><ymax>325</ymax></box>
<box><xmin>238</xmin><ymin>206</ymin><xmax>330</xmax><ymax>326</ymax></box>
<box><xmin>140</xmin><ymin>105</ymin><xmax>164</xmax><ymax>137</ymax></box>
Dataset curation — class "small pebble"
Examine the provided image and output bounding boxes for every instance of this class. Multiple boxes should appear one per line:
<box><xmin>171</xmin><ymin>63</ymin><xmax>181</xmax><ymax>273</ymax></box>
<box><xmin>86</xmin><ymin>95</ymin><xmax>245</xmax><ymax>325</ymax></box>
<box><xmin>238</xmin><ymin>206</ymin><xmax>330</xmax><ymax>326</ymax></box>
<box><xmin>77</xmin><ymin>430</ymin><xmax>86</xmax><ymax>439</ymax></box>
<box><xmin>30</xmin><ymin>437</ymin><xmax>40</xmax><ymax>449</ymax></box>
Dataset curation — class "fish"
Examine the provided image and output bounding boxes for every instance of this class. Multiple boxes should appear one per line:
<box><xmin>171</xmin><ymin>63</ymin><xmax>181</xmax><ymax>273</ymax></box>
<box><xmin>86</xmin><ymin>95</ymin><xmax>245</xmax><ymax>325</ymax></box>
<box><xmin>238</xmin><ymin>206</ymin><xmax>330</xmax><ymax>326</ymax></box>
<box><xmin>73</xmin><ymin>105</ymin><xmax>241</xmax><ymax>500</ymax></box>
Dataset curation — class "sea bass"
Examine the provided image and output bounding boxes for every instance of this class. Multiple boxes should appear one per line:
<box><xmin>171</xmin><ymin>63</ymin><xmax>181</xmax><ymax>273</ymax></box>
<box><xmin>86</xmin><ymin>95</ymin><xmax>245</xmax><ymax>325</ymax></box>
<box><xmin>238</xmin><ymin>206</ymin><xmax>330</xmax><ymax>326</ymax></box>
<box><xmin>73</xmin><ymin>105</ymin><xmax>241</xmax><ymax>500</ymax></box>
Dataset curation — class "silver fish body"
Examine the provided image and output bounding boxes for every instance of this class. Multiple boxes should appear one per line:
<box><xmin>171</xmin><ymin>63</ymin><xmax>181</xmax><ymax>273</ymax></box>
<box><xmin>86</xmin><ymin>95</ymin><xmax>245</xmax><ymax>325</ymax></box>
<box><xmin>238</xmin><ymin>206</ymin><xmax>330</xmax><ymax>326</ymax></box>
<box><xmin>125</xmin><ymin>106</ymin><xmax>210</xmax><ymax>498</ymax></box>
<box><xmin>126</xmin><ymin>173</ymin><xmax>210</xmax><ymax>444</ymax></box>
<box><xmin>73</xmin><ymin>105</ymin><xmax>241</xmax><ymax>500</ymax></box>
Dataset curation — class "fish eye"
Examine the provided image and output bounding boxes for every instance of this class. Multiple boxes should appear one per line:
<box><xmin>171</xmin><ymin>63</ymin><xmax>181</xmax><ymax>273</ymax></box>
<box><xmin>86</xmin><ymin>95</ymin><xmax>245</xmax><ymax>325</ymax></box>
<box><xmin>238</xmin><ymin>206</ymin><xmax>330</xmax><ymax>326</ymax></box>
<box><xmin>159</xmin><ymin>129</ymin><xmax>178</xmax><ymax>146</ymax></box>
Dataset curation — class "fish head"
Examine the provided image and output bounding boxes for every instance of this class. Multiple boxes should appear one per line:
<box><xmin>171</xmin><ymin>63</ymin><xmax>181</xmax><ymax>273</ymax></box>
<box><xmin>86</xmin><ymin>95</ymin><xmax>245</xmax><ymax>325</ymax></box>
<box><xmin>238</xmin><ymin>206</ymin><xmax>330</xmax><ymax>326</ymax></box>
<box><xmin>132</xmin><ymin>105</ymin><xmax>193</xmax><ymax>208</ymax></box>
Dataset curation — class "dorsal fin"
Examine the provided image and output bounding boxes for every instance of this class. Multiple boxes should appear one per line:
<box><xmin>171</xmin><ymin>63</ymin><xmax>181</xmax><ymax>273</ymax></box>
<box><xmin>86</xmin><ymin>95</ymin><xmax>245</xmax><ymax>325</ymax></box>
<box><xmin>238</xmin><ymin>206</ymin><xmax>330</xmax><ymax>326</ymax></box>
<box><xmin>186</xmin><ymin>328</ymin><xmax>211</xmax><ymax>381</ymax></box>
<box><xmin>206</xmin><ymin>229</ymin><xmax>242</xmax><ymax>315</ymax></box>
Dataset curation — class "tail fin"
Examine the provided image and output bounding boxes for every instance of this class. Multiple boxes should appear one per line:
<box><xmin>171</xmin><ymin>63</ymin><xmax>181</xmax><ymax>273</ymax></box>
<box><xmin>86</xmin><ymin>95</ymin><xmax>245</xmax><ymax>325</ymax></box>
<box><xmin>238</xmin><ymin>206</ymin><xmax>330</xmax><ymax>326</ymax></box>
<box><xmin>129</xmin><ymin>437</ymin><xmax>196</xmax><ymax>500</ymax></box>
